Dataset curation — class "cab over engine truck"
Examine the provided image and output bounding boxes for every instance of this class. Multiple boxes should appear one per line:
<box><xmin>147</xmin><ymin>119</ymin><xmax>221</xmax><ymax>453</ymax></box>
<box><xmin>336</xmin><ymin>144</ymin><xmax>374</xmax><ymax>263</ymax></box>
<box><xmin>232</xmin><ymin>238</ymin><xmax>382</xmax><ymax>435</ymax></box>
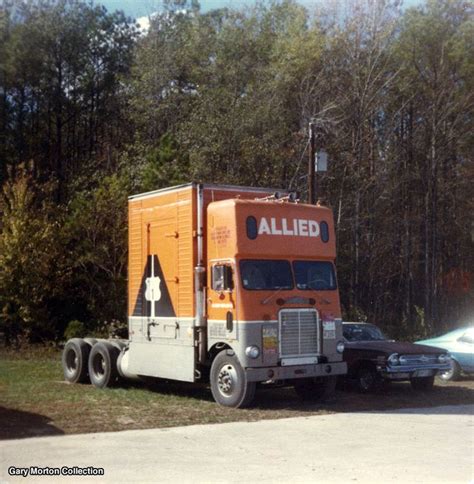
<box><xmin>62</xmin><ymin>183</ymin><xmax>347</xmax><ymax>407</ymax></box>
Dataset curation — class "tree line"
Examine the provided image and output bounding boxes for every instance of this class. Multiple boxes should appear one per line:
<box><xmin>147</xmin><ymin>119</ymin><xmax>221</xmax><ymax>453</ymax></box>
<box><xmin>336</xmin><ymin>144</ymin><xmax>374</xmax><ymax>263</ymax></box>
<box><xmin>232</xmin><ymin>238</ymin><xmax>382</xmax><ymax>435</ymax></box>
<box><xmin>0</xmin><ymin>0</ymin><xmax>472</xmax><ymax>344</ymax></box>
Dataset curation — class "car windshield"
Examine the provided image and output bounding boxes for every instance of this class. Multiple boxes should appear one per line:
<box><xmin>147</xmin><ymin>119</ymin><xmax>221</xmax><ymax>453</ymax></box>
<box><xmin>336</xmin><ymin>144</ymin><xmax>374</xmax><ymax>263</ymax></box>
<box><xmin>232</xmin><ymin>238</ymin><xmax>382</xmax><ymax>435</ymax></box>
<box><xmin>293</xmin><ymin>261</ymin><xmax>337</xmax><ymax>290</ymax></box>
<box><xmin>240</xmin><ymin>260</ymin><xmax>293</xmax><ymax>290</ymax></box>
<box><xmin>343</xmin><ymin>323</ymin><xmax>387</xmax><ymax>342</ymax></box>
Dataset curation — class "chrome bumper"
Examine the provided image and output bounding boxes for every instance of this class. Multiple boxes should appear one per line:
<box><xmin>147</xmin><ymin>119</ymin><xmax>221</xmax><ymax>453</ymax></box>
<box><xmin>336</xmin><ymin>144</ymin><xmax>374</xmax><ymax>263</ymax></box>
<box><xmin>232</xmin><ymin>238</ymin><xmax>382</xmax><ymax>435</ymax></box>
<box><xmin>246</xmin><ymin>361</ymin><xmax>347</xmax><ymax>383</ymax></box>
<box><xmin>379</xmin><ymin>363</ymin><xmax>451</xmax><ymax>379</ymax></box>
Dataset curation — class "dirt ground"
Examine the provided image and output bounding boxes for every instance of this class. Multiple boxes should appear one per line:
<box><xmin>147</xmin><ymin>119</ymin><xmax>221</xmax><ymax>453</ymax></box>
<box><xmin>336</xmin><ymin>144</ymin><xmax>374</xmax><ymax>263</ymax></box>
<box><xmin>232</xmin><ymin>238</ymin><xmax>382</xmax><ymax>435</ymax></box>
<box><xmin>0</xmin><ymin>348</ymin><xmax>472</xmax><ymax>440</ymax></box>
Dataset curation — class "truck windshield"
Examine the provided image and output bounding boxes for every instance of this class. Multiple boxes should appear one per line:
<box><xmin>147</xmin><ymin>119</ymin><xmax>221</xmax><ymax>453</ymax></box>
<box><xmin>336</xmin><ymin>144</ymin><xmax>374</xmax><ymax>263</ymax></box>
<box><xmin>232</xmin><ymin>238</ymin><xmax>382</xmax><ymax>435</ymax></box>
<box><xmin>240</xmin><ymin>260</ymin><xmax>293</xmax><ymax>290</ymax></box>
<box><xmin>293</xmin><ymin>261</ymin><xmax>337</xmax><ymax>290</ymax></box>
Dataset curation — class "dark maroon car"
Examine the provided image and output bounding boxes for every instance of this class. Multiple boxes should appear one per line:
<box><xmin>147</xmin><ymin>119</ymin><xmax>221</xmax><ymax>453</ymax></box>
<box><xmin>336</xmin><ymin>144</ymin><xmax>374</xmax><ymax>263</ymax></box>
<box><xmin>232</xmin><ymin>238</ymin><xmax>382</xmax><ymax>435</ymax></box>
<box><xmin>342</xmin><ymin>322</ymin><xmax>451</xmax><ymax>392</ymax></box>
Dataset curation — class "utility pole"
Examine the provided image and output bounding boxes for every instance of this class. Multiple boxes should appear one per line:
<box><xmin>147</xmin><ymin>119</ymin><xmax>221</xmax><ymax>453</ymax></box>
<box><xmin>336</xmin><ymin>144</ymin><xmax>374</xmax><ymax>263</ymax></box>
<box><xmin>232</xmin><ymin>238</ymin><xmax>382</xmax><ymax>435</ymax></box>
<box><xmin>308</xmin><ymin>122</ymin><xmax>316</xmax><ymax>204</ymax></box>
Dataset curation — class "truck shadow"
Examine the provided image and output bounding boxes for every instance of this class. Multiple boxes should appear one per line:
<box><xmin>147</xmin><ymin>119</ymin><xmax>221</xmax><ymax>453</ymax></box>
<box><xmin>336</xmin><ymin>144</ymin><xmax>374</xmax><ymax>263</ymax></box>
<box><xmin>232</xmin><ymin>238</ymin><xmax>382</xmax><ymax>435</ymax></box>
<box><xmin>253</xmin><ymin>379</ymin><xmax>474</xmax><ymax>415</ymax></box>
<box><xmin>125</xmin><ymin>377</ymin><xmax>215</xmax><ymax>402</ymax></box>
<box><xmin>0</xmin><ymin>406</ymin><xmax>64</xmax><ymax>440</ymax></box>
<box><xmin>129</xmin><ymin>376</ymin><xmax>474</xmax><ymax>415</ymax></box>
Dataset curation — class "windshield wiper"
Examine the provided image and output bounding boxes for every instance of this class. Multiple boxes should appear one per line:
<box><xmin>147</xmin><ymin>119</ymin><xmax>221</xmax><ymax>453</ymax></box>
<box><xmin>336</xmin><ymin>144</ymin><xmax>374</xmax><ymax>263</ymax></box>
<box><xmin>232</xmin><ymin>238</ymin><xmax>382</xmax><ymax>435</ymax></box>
<box><xmin>261</xmin><ymin>287</ymin><xmax>284</xmax><ymax>305</ymax></box>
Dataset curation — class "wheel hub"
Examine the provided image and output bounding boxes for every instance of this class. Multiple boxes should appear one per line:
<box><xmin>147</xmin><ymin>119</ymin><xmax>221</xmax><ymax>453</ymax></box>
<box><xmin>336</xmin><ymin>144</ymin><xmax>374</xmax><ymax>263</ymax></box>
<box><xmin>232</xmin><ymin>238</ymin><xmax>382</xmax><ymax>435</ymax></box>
<box><xmin>440</xmin><ymin>360</ymin><xmax>454</xmax><ymax>380</ymax></box>
<box><xmin>217</xmin><ymin>364</ymin><xmax>237</xmax><ymax>397</ymax></box>
<box><xmin>360</xmin><ymin>371</ymin><xmax>374</xmax><ymax>390</ymax></box>
<box><xmin>66</xmin><ymin>350</ymin><xmax>78</xmax><ymax>372</ymax></box>
<box><xmin>93</xmin><ymin>354</ymin><xmax>106</xmax><ymax>377</ymax></box>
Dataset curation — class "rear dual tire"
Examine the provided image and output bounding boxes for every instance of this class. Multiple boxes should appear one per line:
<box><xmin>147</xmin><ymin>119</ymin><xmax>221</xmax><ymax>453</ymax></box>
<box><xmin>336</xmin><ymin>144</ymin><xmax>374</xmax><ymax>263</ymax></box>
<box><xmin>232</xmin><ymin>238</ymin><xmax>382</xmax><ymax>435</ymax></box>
<box><xmin>88</xmin><ymin>341</ymin><xmax>120</xmax><ymax>388</ymax></box>
<box><xmin>62</xmin><ymin>338</ymin><xmax>92</xmax><ymax>384</ymax></box>
<box><xmin>62</xmin><ymin>339</ymin><xmax>121</xmax><ymax>388</ymax></box>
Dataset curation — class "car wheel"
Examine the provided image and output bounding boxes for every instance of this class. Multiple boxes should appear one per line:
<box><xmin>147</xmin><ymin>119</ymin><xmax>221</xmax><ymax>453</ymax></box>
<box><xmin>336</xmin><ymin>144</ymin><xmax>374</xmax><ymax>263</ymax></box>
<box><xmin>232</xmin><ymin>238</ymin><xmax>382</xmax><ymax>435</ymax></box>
<box><xmin>210</xmin><ymin>350</ymin><xmax>256</xmax><ymax>408</ymax></box>
<box><xmin>438</xmin><ymin>359</ymin><xmax>461</xmax><ymax>382</ymax></box>
<box><xmin>410</xmin><ymin>375</ymin><xmax>435</xmax><ymax>391</ymax></box>
<box><xmin>294</xmin><ymin>376</ymin><xmax>337</xmax><ymax>402</ymax></box>
<box><xmin>356</xmin><ymin>367</ymin><xmax>382</xmax><ymax>393</ymax></box>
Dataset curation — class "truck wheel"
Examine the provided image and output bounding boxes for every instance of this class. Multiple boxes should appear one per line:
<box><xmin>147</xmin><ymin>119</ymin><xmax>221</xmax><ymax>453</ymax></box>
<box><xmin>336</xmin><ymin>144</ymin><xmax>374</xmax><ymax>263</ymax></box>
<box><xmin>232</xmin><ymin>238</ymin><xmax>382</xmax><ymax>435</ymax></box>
<box><xmin>294</xmin><ymin>376</ymin><xmax>337</xmax><ymax>402</ymax></box>
<box><xmin>356</xmin><ymin>366</ymin><xmax>382</xmax><ymax>393</ymax></box>
<box><xmin>88</xmin><ymin>341</ymin><xmax>120</xmax><ymax>388</ymax></box>
<box><xmin>410</xmin><ymin>375</ymin><xmax>435</xmax><ymax>391</ymax></box>
<box><xmin>210</xmin><ymin>350</ymin><xmax>256</xmax><ymax>408</ymax></box>
<box><xmin>83</xmin><ymin>337</ymin><xmax>97</xmax><ymax>347</ymax></box>
<box><xmin>62</xmin><ymin>338</ymin><xmax>91</xmax><ymax>384</ymax></box>
<box><xmin>438</xmin><ymin>360</ymin><xmax>461</xmax><ymax>382</ymax></box>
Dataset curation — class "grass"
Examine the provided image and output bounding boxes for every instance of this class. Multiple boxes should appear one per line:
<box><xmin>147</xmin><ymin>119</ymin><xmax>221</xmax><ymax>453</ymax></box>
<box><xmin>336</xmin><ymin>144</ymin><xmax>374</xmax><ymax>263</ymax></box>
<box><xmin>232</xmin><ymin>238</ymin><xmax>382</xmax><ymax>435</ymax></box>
<box><xmin>1</xmin><ymin>346</ymin><xmax>473</xmax><ymax>440</ymax></box>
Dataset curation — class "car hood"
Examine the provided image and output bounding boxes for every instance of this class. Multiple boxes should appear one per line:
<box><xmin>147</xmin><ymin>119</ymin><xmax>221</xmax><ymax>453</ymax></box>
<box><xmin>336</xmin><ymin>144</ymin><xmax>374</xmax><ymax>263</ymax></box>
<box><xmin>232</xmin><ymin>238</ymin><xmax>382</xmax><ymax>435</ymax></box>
<box><xmin>416</xmin><ymin>338</ymin><xmax>448</xmax><ymax>347</ymax></box>
<box><xmin>344</xmin><ymin>340</ymin><xmax>446</xmax><ymax>355</ymax></box>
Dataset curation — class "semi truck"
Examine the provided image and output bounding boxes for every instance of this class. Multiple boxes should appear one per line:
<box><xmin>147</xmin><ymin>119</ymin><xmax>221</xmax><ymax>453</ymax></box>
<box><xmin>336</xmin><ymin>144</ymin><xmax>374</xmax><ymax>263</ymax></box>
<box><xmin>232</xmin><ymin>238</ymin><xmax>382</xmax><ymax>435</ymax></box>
<box><xmin>62</xmin><ymin>183</ymin><xmax>347</xmax><ymax>407</ymax></box>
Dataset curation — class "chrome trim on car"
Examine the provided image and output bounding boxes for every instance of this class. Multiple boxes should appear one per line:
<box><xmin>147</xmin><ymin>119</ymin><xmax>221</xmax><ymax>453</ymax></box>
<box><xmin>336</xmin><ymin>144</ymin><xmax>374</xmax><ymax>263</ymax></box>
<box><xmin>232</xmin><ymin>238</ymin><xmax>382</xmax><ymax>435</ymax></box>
<box><xmin>385</xmin><ymin>353</ymin><xmax>450</xmax><ymax>373</ymax></box>
<box><xmin>384</xmin><ymin>362</ymin><xmax>451</xmax><ymax>373</ymax></box>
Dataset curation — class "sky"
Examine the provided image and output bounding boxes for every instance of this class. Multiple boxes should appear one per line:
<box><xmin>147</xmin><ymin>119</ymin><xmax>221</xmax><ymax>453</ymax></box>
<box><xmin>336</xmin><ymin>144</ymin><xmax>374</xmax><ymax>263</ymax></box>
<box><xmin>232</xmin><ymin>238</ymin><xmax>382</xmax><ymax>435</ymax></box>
<box><xmin>97</xmin><ymin>0</ymin><xmax>423</xmax><ymax>20</ymax></box>
<box><xmin>97</xmin><ymin>0</ymin><xmax>243</xmax><ymax>18</ymax></box>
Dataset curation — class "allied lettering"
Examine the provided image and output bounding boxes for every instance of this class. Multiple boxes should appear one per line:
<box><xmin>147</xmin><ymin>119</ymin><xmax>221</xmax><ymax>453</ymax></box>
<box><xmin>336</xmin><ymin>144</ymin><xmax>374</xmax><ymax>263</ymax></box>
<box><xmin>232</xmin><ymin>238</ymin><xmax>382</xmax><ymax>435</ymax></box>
<box><xmin>298</xmin><ymin>219</ymin><xmax>308</xmax><ymax>236</ymax></box>
<box><xmin>256</xmin><ymin>217</ymin><xmax>321</xmax><ymax>238</ymax></box>
<box><xmin>258</xmin><ymin>217</ymin><xmax>271</xmax><ymax>235</ymax></box>
<box><xmin>281</xmin><ymin>218</ymin><xmax>293</xmax><ymax>235</ymax></box>
<box><xmin>309</xmin><ymin>220</ymin><xmax>320</xmax><ymax>237</ymax></box>
<box><xmin>293</xmin><ymin>219</ymin><xmax>299</xmax><ymax>235</ymax></box>
<box><xmin>270</xmin><ymin>217</ymin><xmax>282</xmax><ymax>235</ymax></box>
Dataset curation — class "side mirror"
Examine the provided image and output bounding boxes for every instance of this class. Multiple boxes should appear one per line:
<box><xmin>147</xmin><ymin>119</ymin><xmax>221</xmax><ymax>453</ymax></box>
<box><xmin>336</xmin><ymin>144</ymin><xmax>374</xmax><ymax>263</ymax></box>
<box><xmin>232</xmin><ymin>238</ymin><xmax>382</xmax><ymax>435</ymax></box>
<box><xmin>212</xmin><ymin>265</ymin><xmax>234</xmax><ymax>292</ymax></box>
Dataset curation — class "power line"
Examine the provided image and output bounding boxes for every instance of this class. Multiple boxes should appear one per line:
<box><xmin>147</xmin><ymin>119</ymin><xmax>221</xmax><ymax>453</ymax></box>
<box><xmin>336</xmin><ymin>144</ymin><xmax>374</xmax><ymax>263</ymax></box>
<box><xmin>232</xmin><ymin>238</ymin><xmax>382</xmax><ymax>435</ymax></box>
<box><xmin>288</xmin><ymin>138</ymin><xmax>310</xmax><ymax>190</ymax></box>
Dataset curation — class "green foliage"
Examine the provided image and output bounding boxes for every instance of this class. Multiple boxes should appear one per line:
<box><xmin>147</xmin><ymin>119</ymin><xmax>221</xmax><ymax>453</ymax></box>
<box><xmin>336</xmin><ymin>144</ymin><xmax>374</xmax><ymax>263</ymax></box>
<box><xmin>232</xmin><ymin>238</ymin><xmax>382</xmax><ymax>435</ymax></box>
<box><xmin>0</xmin><ymin>171</ymin><xmax>64</xmax><ymax>344</ymax></box>
<box><xmin>343</xmin><ymin>306</ymin><xmax>368</xmax><ymax>324</ymax></box>
<box><xmin>92</xmin><ymin>319</ymin><xmax>128</xmax><ymax>339</ymax></box>
<box><xmin>0</xmin><ymin>0</ymin><xmax>472</xmax><ymax>343</ymax></box>
<box><xmin>141</xmin><ymin>134</ymin><xmax>190</xmax><ymax>191</ymax></box>
<box><xmin>412</xmin><ymin>306</ymin><xmax>429</xmax><ymax>340</ymax></box>
<box><xmin>63</xmin><ymin>320</ymin><xmax>86</xmax><ymax>340</ymax></box>
<box><xmin>65</xmin><ymin>174</ymin><xmax>129</xmax><ymax>325</ymax></box>
<box><xmin>0</xmin><ymin>0</ymin><xmax>138</xmax><ymax>198</ymax></box>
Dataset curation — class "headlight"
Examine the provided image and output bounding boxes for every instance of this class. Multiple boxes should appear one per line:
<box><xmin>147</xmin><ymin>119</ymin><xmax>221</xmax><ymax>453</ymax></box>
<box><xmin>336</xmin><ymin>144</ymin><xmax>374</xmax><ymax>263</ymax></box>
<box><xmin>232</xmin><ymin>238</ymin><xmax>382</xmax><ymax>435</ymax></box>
<box><xmin>336</xmin><ymin>341</ymin><xmax>345</xmax><ymax>354</ymax></box>
<box><xmin>245</xmin><ymin>345</ymin><xmax>260</xmax><ymax>359</ymax></box>
<box><xmin>388</xmin><ymin>353</ymin><xmax>399</xmax><ymax>366</ymax></box>
<box><xmin>438</xmin><ymin>354</ymin><xmax>450</xmax><ymax>364</ymax></box>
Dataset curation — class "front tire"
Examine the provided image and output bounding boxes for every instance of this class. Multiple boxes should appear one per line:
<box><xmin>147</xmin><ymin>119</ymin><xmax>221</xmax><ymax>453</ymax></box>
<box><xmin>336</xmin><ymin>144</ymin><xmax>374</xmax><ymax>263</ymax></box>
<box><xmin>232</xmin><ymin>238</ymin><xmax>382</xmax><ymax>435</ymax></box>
<box><xmin>410</xmin><ymin>375</ymin><xmax>435</xmax><ymax>391</ymax></box>
<box><xmin>210</xmin><ymin>350</ymin><xmax>256</xmax><ymax>408</ymax></box>
<box><xmin>88</xmin><ymin>341</ymin><xmax>120</xmax><ymax>388</ymax></box>
<box><xmin>356</xmin><ymin>366</ymin><xmax>382</xmax><ymax>393</ymax></box>
<box><xmin>62</xmin><ymin>338</ymin><xmax>91</xmax><ymax>384</ymax></box>
<box><xmin>438</xmin><ymin>359</ymin><xmax>461</xmax><ymax>382</ymax></box>
<box><xmin>294</xmin><ymin>376</ymin><xmax>337</xmax><ymax>402</ymax></box>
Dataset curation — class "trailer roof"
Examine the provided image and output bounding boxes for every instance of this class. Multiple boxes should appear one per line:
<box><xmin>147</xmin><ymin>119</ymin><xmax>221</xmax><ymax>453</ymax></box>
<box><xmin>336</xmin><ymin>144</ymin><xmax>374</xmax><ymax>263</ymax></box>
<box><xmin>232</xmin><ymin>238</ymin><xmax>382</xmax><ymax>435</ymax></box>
<box><xmin>128</xmin><ymin>182</ymin><xmax>286</xmax><ymax>201</ymax></box>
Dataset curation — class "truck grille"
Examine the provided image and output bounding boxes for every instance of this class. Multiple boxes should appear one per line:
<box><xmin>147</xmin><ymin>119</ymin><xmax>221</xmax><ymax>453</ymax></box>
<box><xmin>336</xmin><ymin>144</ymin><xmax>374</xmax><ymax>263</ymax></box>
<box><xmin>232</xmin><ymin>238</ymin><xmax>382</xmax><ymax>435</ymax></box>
<box><xmin>279</xmin><ymin>309</ymin><xmax>320</xmax><ymax>358</ymax></box>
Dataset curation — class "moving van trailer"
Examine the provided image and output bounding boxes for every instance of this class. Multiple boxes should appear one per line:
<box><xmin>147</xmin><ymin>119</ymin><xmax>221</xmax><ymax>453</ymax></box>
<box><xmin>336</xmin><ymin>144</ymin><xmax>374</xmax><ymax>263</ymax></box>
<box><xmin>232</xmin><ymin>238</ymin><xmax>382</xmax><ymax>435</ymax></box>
<box><xmin>62</xmin><ymin>183</ymin><xmax>347</xmax><ymax>407</ymax></box>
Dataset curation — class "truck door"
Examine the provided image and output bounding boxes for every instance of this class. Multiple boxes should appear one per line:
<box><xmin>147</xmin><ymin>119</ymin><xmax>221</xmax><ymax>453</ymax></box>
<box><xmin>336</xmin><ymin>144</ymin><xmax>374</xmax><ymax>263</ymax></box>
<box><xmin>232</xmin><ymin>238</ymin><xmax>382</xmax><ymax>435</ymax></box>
<box><xmin>145</xmin><ymin>219</ymin><xmax>178</xmax><ymax>339</ymax></box>
<box><xmin>207</xmin><ymin>261</ymin><xmax>238</xmax><ymax>339</ymax></box>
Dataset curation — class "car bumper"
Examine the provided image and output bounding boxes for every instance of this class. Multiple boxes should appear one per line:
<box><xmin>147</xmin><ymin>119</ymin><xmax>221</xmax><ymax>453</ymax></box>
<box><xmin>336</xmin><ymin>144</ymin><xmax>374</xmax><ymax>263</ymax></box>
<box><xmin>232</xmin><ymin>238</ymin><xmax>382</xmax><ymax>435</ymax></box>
<box><xmin>246</xmin><ymin>361</ymin><xmax>347</xmax><ymax>383</ymax></box>
<box><xmin>378</xmin><ymin>363</ymin><xmax>451</xmax><ymax>380</ymax></box>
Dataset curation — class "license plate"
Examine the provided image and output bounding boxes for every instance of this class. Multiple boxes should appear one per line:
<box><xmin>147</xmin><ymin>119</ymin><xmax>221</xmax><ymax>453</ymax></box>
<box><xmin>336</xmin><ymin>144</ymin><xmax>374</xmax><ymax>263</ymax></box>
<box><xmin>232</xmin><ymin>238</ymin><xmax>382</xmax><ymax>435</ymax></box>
<box><xmin>414</xmin><ymin>369</ymin><xmax>434</xmax><ymax>377</ymax></box>
<box><xmin>323</xmin><ymin>321</ymin><xmax>336</xmax><ymax>339</ymax></box>
<box><xmin>389</xmin><ymin>372</ymin><xmax>410</xmax><ymax>380</ymax></box>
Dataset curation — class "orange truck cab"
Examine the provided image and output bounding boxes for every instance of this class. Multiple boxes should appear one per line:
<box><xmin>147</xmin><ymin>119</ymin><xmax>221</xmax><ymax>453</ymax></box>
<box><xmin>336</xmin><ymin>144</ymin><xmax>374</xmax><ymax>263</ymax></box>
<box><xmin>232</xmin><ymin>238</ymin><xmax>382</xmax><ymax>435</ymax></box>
<box><xmin>62</xmin><ymin>182</ymin><xmax>347</xmax><ymax>407</ymax></box>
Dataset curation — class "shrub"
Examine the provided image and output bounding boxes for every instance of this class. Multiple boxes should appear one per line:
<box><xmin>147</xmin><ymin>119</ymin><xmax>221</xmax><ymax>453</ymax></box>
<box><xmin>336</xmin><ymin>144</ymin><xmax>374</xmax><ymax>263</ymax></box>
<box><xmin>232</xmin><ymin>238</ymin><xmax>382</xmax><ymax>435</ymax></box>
<box><xmin>64</xmin><ymin>320</ymin><xmax>86</xmax><ymax>340</ymax></box>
